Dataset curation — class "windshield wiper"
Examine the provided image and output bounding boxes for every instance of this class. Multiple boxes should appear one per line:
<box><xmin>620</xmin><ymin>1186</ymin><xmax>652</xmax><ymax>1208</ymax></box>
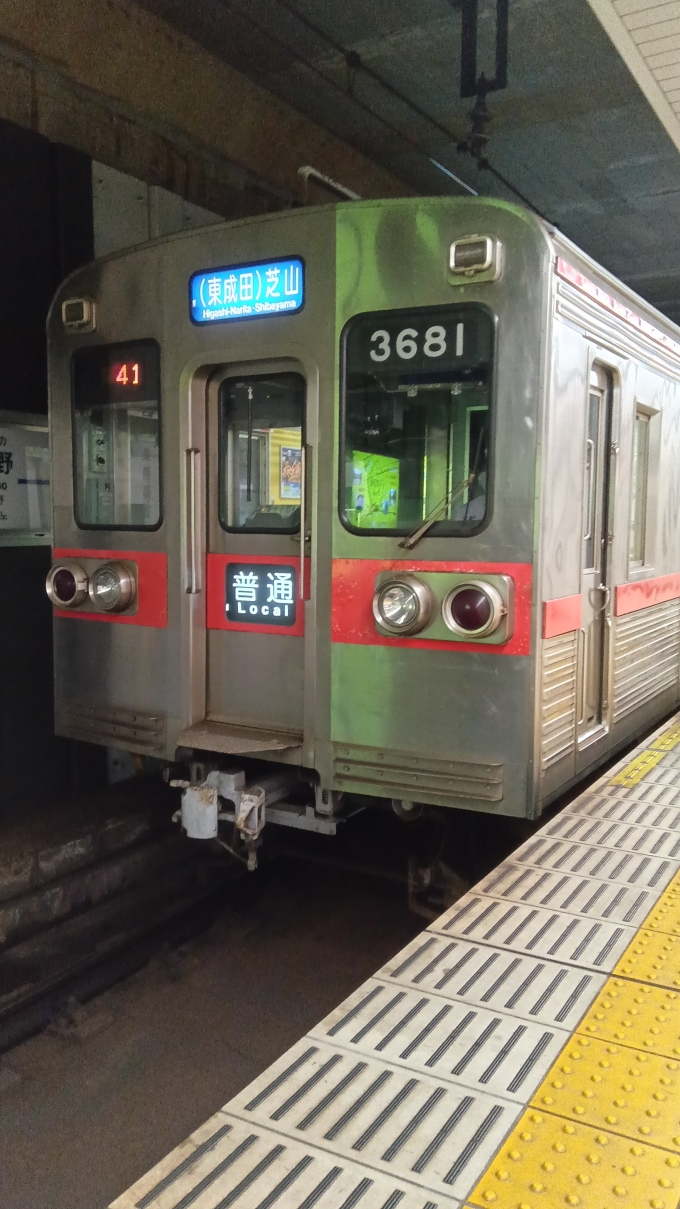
<box><xmin>398</xmin><ymin>474</ymin><xmax>475</xmax><ymax>551</ymax></box>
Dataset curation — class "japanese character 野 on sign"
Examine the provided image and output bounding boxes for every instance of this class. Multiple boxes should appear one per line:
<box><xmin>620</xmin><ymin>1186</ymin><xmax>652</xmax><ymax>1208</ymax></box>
<box><xmin>0</xmin><ymin>423</ymin><xmax>50</xmax><ymax>536</ymax></box>
<box><xmin>190</xmin><ymin>258</ymin><xmax>304</xmax><ymax>324</ymax></box>
<box><xmin>225</xmin><ymin>563</ymin><xmax>297</xmax><ymax>627</ymax></box>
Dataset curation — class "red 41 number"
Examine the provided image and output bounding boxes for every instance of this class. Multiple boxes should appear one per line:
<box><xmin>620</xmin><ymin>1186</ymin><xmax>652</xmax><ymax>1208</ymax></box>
<box><xmin>114</xmin><ymin>362</ymin><xmax>140</xmax><ymax>386</ymax></box>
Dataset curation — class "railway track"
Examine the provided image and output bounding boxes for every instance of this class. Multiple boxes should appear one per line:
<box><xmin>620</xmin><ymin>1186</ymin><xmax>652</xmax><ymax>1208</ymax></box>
<box><xmin>0</xmin><ymin>778</ymin><xmax>244</xmax><ymax>1053</ymax></box>
<box><xmin>0</xmin><ymin>860</ymin><xmax>231</xmax><ymax>1052</ymax></box>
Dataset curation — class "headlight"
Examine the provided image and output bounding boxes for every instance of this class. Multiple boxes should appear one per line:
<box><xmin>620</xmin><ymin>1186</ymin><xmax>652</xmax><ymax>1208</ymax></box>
<box><xmin>372</xmin><ymin>576</ymin><xmax>434</xmax><ymax>636</ymax></box>
<box><xmin>88</xmin><ymin>562</ymin><xmax>135</xmax><ymax>613</ymax></box>
<box><xmin>442</xmin><ymin>580</ymin><xmax>505</xmax><ymax>638</ymax></box>
<box><xmin>46</xmin><ymin>563</ymin><xmax>88</xmax><ymax>607</ymax></box>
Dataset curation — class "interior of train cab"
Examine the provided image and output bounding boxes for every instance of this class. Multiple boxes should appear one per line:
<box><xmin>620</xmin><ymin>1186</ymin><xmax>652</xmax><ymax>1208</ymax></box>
<box><xmin>340</xmin><ymin>306</ymin><xmax>492</xmax><ymax>538</ymax></box>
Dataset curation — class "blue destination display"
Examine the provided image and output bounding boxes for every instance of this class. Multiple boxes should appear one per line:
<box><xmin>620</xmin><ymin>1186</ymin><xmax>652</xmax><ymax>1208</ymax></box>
<box><xmin>226</xmin><ymin>563</ymin><xmax>297</xmax><ymax>627</ymax></box>
<box><xmin>190</xmin><ymin>258</ymin><xmax>304</xmax><ymax>324</ymax></box>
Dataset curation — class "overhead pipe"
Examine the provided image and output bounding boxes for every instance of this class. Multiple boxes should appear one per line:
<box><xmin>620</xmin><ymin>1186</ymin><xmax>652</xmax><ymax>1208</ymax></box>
<box><xmin>298</xmin><ymin>165</ymin><xmax>361</xmax><ymax>202</ymax></box>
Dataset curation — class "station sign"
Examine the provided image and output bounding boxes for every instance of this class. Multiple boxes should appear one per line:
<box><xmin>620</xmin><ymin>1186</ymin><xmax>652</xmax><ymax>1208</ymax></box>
<box><xmin>0</xmin><ymin>414</ymin><xmax>50</xmax><ymax>545</ymax></box>
<box><xmin>190</xmin><ymin>257</ymin><xmax>304</xmax><ymax>325</ymax></box>
<box><xmin>225</xmin><ymin>562</ymin><xmax>297</xmax><ymax>627</ymax></box>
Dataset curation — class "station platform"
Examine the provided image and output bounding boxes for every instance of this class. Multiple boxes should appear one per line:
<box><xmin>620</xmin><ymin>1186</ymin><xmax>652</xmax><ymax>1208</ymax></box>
<box><xmin>110</xmin><ymin>714</ymin><xmax>680</xmax><ymax>1209</ymax></box>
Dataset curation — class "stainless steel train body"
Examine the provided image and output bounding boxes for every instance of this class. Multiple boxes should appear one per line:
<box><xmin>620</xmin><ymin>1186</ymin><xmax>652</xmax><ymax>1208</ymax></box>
<box><xmin>46</xmin><ymin>197</ymin><xmax>680</xmax><ymax>838</ymax></box>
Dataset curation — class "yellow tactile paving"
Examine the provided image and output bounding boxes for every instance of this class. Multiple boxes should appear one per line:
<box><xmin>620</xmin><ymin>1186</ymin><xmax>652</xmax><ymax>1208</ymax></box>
<box><xmin>466</xmin><ymin>1110</ymin><xmax>680</xmax><ymax>1209</ymax></box>
<box><xmin>609</xmin><ymin>750</ymin><xmax>666</xmax><ymax>787</ymax></box>
<box><xmin>643</xmin><ymin>874</ymin><xmax>680</xmax><ymax>937</ymax></box>
<box><xmin>578</xmin><ymin>979</ymin><xmax>680</xmax><ymax>1059</ymax></box>
<box><xmin>613</xmin><ymin>929</ymin><xmax>680</xmax><ymax>988</ymax></box>
<box><xmin>650</xmin><ymin>726</ymin><xmax>680</xmax><ymax>752</ymax></box>
<box><xmin>529</xmin><ymin>1036</ymin><xmax>680</xmax><ymax>1151</ymax></box>
<box><xmin>460</xmin><ymin>723</ymin><xmax>680</xmax><ymax>1207</ymax></box>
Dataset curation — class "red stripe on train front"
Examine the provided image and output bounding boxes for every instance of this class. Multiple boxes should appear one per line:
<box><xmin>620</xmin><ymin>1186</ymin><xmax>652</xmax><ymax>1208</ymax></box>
<box><xmin>331</xmin><ymin>558</ymin><xmax>532</xmax><ymax>655</ymax></box>
<box><xmin>52</xmin><ymin>549</ymin><xmax>167</xmax><ymax>628</ymax></box>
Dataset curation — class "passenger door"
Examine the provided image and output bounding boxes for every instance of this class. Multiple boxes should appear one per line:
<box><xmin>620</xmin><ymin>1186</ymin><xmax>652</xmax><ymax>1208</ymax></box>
<box><xmin>202</xmin><ymin>361</ymin><xmax>310</xmax><ymax>747</ymax></box>
<box><xmin>578</xmin><ymin>365</ymin><xmax>612</xmax><ymax>745</ymax></box>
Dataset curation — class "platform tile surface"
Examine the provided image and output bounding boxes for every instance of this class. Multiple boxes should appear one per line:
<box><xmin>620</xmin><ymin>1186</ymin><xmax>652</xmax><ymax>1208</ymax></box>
<box><xmin>110</xmin><ymin>712</ymin><xmax>680</xmax><ymax>1209</ymax></box>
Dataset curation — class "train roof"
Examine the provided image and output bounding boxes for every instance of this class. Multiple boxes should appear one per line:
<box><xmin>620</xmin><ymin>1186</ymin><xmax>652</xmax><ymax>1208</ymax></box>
<box><xmin>50</xmin><ymin>194</ymin><xmax>680</xmax><ymax>349</ymax></box>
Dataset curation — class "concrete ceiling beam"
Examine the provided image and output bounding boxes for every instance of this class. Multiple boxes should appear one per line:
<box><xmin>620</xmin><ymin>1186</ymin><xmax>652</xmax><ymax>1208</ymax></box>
<box><xmin>0</xmin><ymin>0</ymin><xmax>409</xmax><ymax>216</ymax></box>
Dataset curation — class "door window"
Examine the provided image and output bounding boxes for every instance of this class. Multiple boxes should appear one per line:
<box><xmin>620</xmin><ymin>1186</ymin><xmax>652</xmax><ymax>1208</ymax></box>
<box><xmin>72</xmin><ymin>340</ymin><xmax>161</xmax><ymax>530</ymax></box>
<box><xmin>579</xmin><ymin>367</ymin><xmax>613</xmax><ymax>741</ymax></box>
<box><xmin>583</xmin><ymin>390</ymin><xmax>602</xmax><ymax>571</ymax></box>
<box><xmin>218</xmin><ymin>372</ymin><xmax>304</xmax><ymax>533</ymax></box>
<box><xmin>629</xmin><ymin>409</ymin><xmax>650</xmax><ymax>567</ymax></box>
<box><xmin>340</xmin><ymin>306</ymin><xmax>493</xmax><ymax>535</ymax></box>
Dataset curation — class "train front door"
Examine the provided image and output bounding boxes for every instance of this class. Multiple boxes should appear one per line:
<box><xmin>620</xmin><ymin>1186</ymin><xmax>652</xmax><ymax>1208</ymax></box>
<box><xmin>578</xmin><ymin>365</ymin><xmax>613</xmax><ymax>746</ymax></box>
<box><xmin>198</xmin><ymin>361</ymin><xmax>310</xmax><ymax>749</ymax></box>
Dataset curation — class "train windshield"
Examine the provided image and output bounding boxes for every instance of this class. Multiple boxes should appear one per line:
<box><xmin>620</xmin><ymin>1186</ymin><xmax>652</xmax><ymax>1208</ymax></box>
<box><xmin>72</xmin><ymin>340</ymin><xmax>161</xmax><ymax>530</ymax></box>
<box><xmin>341</xmin><ymin>306</ymin><xmax>493</xmax><ymax>535</ymax></box>
<box><xmin>218</xmin><ymin>372</ymin><xmax>304</xmax><ymax>533</ymax></box>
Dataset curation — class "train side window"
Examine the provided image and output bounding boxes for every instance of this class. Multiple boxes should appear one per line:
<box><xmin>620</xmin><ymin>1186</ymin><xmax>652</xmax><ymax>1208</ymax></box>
<box><xmin>339</xmin><ymin>305</ymin><xmax>493</xmax><ymax>536</ymax></box>
<box><xmin>71</xmin><ymin>340</ymin><xmax>161</xmax><ymax>530</ymax></box>
<box><xmin>218</xmin><ymin>372</ymin><xmax>305</xmax><ymax>533</ymax></box>
<box><xmin>628</xmin><ymin>402</ymin><xmax>659</xmax><ymax>571</ymax></box>
<box><xmin>629</xmin><ymin>410</ymin><xmax>649</xmax><ymax>567</ymax></box>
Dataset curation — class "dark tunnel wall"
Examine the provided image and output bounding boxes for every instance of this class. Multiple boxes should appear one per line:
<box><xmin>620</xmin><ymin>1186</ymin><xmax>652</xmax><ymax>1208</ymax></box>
<box><xmin>0</xmin><ymin>120</ymin><xmax>93</xmax><ymax>416</ymax></box>
<box><xmin>0</xmin><ymin>119</ymin><xmax>102</xmax><ymax>816</ymax></box>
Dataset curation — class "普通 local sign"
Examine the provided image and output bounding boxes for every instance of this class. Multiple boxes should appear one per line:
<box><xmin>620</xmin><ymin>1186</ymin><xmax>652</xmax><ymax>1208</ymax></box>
<box><xmin>225</xmin><ymin>563</ymin><xmax>297</xmax><ymax>628</ymax></box>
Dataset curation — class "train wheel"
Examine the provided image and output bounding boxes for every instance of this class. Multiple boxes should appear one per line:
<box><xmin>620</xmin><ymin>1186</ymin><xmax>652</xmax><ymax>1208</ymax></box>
<box><xmin>391</xmin><ymin>798</ymin><xmax>424</xmax><ymax>822</ymax></box>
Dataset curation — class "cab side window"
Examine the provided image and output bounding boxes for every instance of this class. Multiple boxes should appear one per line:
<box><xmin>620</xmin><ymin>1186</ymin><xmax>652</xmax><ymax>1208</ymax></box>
<box><xmin>72</xmin><ymin>340</ymin><xmax>161</xmax><ymax>530</ymax></box>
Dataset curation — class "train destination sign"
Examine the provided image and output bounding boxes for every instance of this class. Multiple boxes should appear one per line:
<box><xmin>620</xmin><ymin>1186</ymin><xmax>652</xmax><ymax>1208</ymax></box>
<box><xmin>225</xmin><ymin>563</ymin><xmax>297</xmax><ymax>627</ymax></box>
<box><xmin>190</xmin><ymin>258</ymin><xmax>304</xmax><ymax>324</ymax></box>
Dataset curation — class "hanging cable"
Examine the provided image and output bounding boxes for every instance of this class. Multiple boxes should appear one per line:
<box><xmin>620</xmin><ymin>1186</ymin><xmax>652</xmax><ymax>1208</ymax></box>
<box><xmin>224</xmin><ymin>0</ymin><xmax>477</xmax><ymax>195</ymax></box>
<box><xmin>272</xmin><ymin>0</ymin><xmax>555</xmax><ymax>223</ymax></box>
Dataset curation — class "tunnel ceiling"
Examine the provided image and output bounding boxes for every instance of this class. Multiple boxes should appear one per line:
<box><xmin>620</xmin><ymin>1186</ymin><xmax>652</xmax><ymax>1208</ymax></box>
<box><xmin>138</xmin><ymin>0</ymin><xmax>680</xmax><ymax>323</ymax></box>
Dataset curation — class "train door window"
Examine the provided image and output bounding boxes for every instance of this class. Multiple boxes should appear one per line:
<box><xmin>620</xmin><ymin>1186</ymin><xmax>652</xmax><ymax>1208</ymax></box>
<box><xmin>582</xmin><ymin>386</ymin><xmax>603</xmax><ymax>571</ymax></box>
<box><xmin>629</xmin><ymin>408</ymin><xmax>650</xmax><ymax>567</ymax></box>
<box><xmin>579</xmin><ymin>365</ymin><xmax>613</xmax><ymax>741</ymax></box>
<box><xmin>72</xmin><ymin>340</ymin><xmax>161</xmax><ymax>529</ymax></box>
<box><xmin>340</xmin><ymin>306</ymin><xmax>493</xmax><ymax>535</ymax></box>
<box><xmin>218</xmin><ymin>372</ymin><xmax>304</xmax><ymax>532</ymax></box>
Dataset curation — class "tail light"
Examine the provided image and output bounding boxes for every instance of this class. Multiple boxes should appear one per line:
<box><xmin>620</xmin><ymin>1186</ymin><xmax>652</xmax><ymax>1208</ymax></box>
<box><xmin>442</xmin><ymin>580</ymin><xmax>506</xmax><ymax>638</ymax></box>
<box><xmin>46</xmin><ymin>563</ymin><xmax>88</xmax><ymax>608</ymax></box>
<box><xmin>88</xmin><ymin>562</ymin><xmax>135</xmax><ymax>613</ymax></box>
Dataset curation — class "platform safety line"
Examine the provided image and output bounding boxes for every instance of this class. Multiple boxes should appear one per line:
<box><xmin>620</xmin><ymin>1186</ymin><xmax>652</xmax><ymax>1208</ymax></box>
<box><xmin>453</xmin><ymin>717</ymin><xmax>680</xmax><ymax>1208</ymax></box>
<box><xmin>463</xmin><ymin>874</ymin><xmax>680</xmax><ymax>1207</ymax></box>
<box><xmin>650</xmin><ymin>725</ymin><xmax>680</xmax><ymax>753</ymax></box>
<box><xmin>420</xmin><ymin>715</ymin><xmax>680</xmax><ymax>1207</ymax></box>
<box><xmin>609</xmin><ymin>749</ymin><xmax>666</xmax><ymax>788</ymax></box>
<box><xmin>602</xmin><ymin>711</ymin><xmax>680</xmax><ymax>781</ymax></box>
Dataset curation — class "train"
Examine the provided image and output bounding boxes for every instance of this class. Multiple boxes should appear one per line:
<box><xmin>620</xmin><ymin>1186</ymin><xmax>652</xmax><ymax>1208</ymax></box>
<box><xmin>45</xmin><ymin>195</ymin><xmax>680</xmax><ymax>866</ymax></box>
